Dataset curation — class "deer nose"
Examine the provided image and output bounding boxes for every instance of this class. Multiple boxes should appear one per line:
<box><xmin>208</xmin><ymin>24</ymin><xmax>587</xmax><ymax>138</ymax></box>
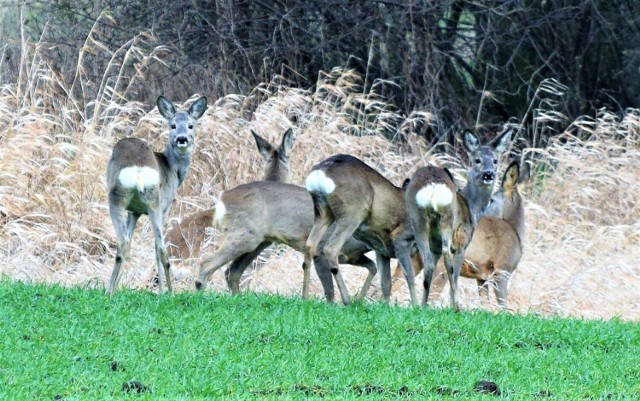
<box><xmin>482</xmin><ymin>172</ymin><xmax>495</xmax><ymax>182</ymax></box>
<box><xmin>176</xmin><ymin>136</ymin><xmax>189</xmax><ymax>146</ymax></box>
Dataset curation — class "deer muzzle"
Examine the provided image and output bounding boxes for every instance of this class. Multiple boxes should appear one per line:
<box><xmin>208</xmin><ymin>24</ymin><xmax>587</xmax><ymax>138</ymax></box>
<box><xmin>481</xmin><ymin>172</ymin><xmax>495</xmax><ymax>185</ymax></box>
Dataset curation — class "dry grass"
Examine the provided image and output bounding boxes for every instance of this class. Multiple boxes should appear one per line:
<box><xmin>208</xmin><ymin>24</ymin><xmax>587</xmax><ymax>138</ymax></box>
<box><xmin>1</xmin><ymin>31</ymin><xmax>638</xmax><ymax>321</ymax></box>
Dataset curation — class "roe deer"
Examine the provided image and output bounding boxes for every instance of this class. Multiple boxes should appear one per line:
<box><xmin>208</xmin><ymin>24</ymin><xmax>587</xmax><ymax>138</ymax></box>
<box><xmin>423</xmin><ymin>161</ymin><xmax>526</xmax><ymax>308</ymax></box>
<box><xmin>106</xmin><ymin>96</ymin><xmax>207</xmax><ymax>294</ymax></box>
<box><xmin>405</xmin><ymin>166</ymin><xmax>474</xmax><ymax>310</ymax></box>
<box><xmin>165</xmin><ymin>128</ymin><xmax>295</xmax><ymax>260</ymax></box>
<box><xmin>303</xmin><ymin>154</ymin><xmax>419</xmax><ymax>305</ymax></box>
<box><xmin>392</xmin><ymin>127</ymin><xmax>513</xmax><ymax>298</ymax></box>
<box><xmin>303</xmin><ymin>128</ymin><xmax>512</xmax><ymax>307</ymax></box>
<box><xmin>460</xmin><ymin>128</ymin><xmax>514</xmax><ymax>224</ymax></box>
<box><xmin>194</xmin><ymin>181</ymin><xmax>378</xmax><ymax>301</ymax></box>
<box><xmin>251</xmin><ymin>128</ymin><xmax>295</xmax><ymax>182</ymax></box>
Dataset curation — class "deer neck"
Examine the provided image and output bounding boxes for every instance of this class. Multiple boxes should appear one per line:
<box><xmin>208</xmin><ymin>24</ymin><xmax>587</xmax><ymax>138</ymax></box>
<box><xmin>462</xmin><ymin>179</ymin><xmax>493</xmax><ymax>226</ymax></box>
<box><xmin>263</xmin><ymin>159</ymin><xmax>289</xmax><ymax>182</ymax></box>
<box><xmin>165</xmin><ymin>143</ymin><xmax>192</xmax><ymax>187</ymax></box>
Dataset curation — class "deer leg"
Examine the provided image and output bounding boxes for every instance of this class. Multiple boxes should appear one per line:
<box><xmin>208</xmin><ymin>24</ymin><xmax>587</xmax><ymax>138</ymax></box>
<box><xmin>301</xmin><ymin>257</ymin><xmax>312</xmax><ymax>300</ymax></box>
<box><xmin>302</xmin><ymin>197</ymin><xmax>333</xmax><ymax>298</ymax></box>
<box><xmin>376</xmin><ymin>253</ymin><xmax>392</xmax><ymax>303</ymax></box>
<box><xmin>390</xmin><ymin>262</ymin><xmax>405</xmax><ymax>295</ymax></box>
<box><xmin>390</xmin><ymin>246</ymin><xmax>424</xmax><ymax>297</ymax></box>
<box><xmin>477</xmin><ymin>279</ymin><xmax>490</xmax><ymax>299</ymax></box>
<box><xmin>413</xmin><ymin>231</ymin><xmax>436</xmax><ymax>306</ymax></box>
<box><xmin>312</xmin><ymin>254</ymin><xmax>335</xmax><ymax>302</ymax></box>
<box><xmin>148</xmin><ymin>209</ymin><xmax>171</xmax><ymax>295</ymax></box>
<box><xmin>492</xmin><ymin>272</ymin><xmax>510</xmax><ymax>310</ymax></box>
<box><xmin>119</xmin><ymin>212</ymin><xmax>139</xmax><ymax>261</ymax></box>
<box><xmin>345</xmin><ymin>254</ymin><xmax>377</xmax><ymax>300</ymax></box>
<box><xmin>224</xmin><ymin>241</ymin><xmax>271</xmax><ymax>294</ymax></box>
<box><xmin>393</xmin><ymin>235</ymin><xmax>418</xmax><ymax>306</ymax></box>
<box><xmin>444</xmin><ymin>250</ymin><xmax>465</xmax><ymax>312</ymax></box>
<box><xmin>426</xmin><ymin>261</ymin><xmax>448</xmax><ymax>304</ymax></box>
<box><xmin>196</xmin><ymin>237</ymin><xmax>262</xmax><ymax>291</ymax></box>
<box><xmin>321</xmin><ymin>217</ymin><xmax>362</xmax><ymax>306</ymax></box>
<box><xmin>107</xmin><ymin>207</ymin><xmax>137</xmax><ymax>294</ymax></box>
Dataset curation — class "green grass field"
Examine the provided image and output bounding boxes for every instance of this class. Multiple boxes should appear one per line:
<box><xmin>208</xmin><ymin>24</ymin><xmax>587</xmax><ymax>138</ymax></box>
<box><xmin>0</xmin><ymin>281</ymin><xmax>638</xmax><ymax>400</ymax></box>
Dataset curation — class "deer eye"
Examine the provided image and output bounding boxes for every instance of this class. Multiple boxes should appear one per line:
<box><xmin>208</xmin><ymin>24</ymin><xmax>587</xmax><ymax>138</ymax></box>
<box><xmin>188</xmin><ymin>124</ymin><xmax>193</xmax><ymax>129</ymax></box>
<box><xmin>493</xmin><ymin>159</ymin><xmax>498</xmax><ymax>164</ymax></box>
<box><xmin>474</xmin><ymin>158</ymin><xmax>481</xmax><ymax>164</ymax></box>
<box><xmin>171</xmin><ymin>124</ymin><xmax>177</xmax><ymax>129</ymax></box>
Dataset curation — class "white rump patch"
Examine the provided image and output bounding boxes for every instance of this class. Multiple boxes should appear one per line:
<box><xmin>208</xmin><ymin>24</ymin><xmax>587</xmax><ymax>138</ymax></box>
<box><xmin>305</xmin><ymin>170</ymin><xmax>336</xmax><ymax>194</ymax></box>
<box><xmin>416</xmin><ymin>183</ymin><xmax>453</xmax><ymax>211</ymax></box>
<box><xmin>214</xmin><ymin>200</ymin><xmax>227</xmax><ymax>225</ymax></box>
<box><xmin>118</xmin><ymin>166</ymin><xmax>160</xmax><ymax>191</ymax></box>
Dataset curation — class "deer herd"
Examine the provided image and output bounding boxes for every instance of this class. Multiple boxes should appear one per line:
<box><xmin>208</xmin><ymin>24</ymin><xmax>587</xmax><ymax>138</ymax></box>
<box><xmin>106</xmin><ymin>96</ymin><xmax>528</xmax><ymax>311</ymax></box>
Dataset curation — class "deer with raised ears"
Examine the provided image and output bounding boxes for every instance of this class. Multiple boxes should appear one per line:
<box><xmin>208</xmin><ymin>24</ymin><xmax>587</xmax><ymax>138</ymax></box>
<box><xmin>193</xmin><ymin>180</ymin><xmax>378</xmax><ymax>301</ymax></box>
<box><xmin>251</xmin><ymin>128</ymin><xmax>295</xmax><ymax>182</ymax></box>
<box><xmin>399</xmin><ymin>161</ymin><xmax>526</xmax><ymax>309</ymax></box>
<box><xmin>405</xmin><ymin>166</ymin><xmax>474</xmax><ymax>310</ymax></box>
<box><xmin>164</xmin><ymin>128</ymin><xmax>296</xmax><ymax>261</ymax></box>
<box><xmin>462</xmin><ymin>127</ymin><xmax>514</xmax><ymax>224</ymax></box>
<box><xmin>458</xmin><ymin>160</ymin><xmax>526</xmax><ymax>308</ymax></box>
<box><xmin>394</xmin><ymin>128</ymin><xmax>513</xmax><ymax>308</ymax></box>
<box><xmin>303</xmin><ymin>154</ymin><xmax>420</xmax><ymax>306</ymax></box>
<box><xmin>106</xmin><ymin>95</ymin><xmax>208</xmax><ymax>294</ymax></box>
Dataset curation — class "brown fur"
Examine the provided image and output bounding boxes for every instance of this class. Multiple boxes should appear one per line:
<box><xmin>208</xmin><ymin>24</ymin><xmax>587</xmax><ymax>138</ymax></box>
<box><xmin>405</xmin><ymin>165</ymin><xmax>474</xmax><ymax>310</ymax></box>
<box><xmin>304</xmin><ymin>154</ymin><xmax>419</xmax><ymax>305</ymax></box>
<box><xmin>165</xmin><ymin>128</ymin><xmax>294</xmax><ymax>261</ymax></box>
<box><xmin>395</xmin><ymin>161</ymin><xmax>525</xmax><ymax>309</ymax></box>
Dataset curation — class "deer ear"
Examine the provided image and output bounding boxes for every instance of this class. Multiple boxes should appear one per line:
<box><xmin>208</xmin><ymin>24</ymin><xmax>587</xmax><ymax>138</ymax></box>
<box><xmin>502</xmin><ymin>161</ymin><xmax>520</xmax><ymax>193</ymax></box>
<box><xmin>188</xmin><ymin>96</ymin><xmax>208</xmax><ymax>120</ymax></box>
<box><xmin>443</xmin><ymin>167</ymin><xmax>456</xmax><ymax>185</ymax></box>
<box><xmin>251</xmin><ymin>130</ymin><xmax>273</xmax><ymax>160</ymax></box>
<box><xmin>462</xmin><ymin>130</ymin><xmax>480</xmax><ymax>153</ymax></box>
<box><xmin>279</xmin><ymin>128</ymin><xmax>295</xmax><ymax>157</ymax></box>
<box><xmin>157</xmin><ymin>96</ymin><xmax>176</xmax><ymax>119</ymax></box>
<box><xmin>493</xmin><ymin>127</ymin><xmax>514</xmax><ymax>153</ymax></box>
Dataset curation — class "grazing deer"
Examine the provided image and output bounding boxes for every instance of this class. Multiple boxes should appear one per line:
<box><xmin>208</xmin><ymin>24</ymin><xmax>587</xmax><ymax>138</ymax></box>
<box><xmin>194</xmin><ymin>181</ymin><xmax>378</xmax><ymax>301</ymax></box>
<box><xmin>405</xmin><ymin>166</ymin><xmax>474</xmax><ymax>310</ymax></box>
<box><xmin>424</xmin><ymin>161</ymin><xmax>526</xmax><ymax>308</ymax></box>
<box><xmin>302</xmin><ymin>128</ymin><xmax>513</xmax><ymax>307</ymax></box>
<box><xmin>165</xmin><ymin>128</ymin><xmax>295</xmax><ymax>260</ymax></box>
<box><xmin>303</xmin><ymin>154</ymin><xmax>419</xmax><ymax>306</ymax></box>
<box><xmin>106</xmin><ymin>96</ymin><xmax>208</xmax><ymax>294</ymax></box>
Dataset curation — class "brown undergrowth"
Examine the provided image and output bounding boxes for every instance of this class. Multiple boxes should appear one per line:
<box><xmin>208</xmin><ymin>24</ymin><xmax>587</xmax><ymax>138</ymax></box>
<box><xmin>1</xmin><ymin>30</ymin><xmax>638</xmax><ymax>321</ymax></box>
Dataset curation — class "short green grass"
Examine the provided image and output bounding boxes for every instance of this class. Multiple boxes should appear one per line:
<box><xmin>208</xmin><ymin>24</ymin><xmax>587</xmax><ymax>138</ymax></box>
<box><xmin>0</xmin><ymin>281</ymin><xmax>638</xmax><ymax>400</ymax></box>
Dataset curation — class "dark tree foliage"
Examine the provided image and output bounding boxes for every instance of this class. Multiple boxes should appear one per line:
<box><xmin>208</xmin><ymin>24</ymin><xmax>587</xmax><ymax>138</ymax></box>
<box><xmin>4</xmin><ymin>0</ymin><xmax>640</xmax><ymax>140</ymax></box>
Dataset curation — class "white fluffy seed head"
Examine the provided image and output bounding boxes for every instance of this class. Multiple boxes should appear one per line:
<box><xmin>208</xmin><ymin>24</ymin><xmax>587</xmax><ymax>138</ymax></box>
<box><xmin>415</xmin><ymin>183</ymin><xmax>453</xmax><ymax>211</ymax></box>
<box><xmin>214</xmin><ymin>200</ymin><xmax>227</xmax><ymax>225</ymax></box>
<box><xmin>118</xmin><ymin>166</ymin><xmax>160</xmax><ymax>191</ymax></box>
<box><xmin>305</xmin><ymin>169</ymin><xmax>336</xmax><ymax>194</ymax></box>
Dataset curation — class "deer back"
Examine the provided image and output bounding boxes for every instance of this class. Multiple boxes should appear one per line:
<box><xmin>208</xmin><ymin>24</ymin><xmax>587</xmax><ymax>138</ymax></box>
<box><xmin>215</xmin><ymin>181</ymin><xmax>315</xmax><ymax>251</ymax></box>
<box><xmin>307</xmin><ymin>154</ymin><xmax>406</xmax><ymax>255</ymax></box>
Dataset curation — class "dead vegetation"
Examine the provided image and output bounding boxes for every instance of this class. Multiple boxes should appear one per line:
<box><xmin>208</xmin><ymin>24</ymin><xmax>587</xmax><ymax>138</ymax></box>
<box><xmin>0</xmin><ymin>30</ymin><xmax>638</xmax><ymax>321</ymax></box>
